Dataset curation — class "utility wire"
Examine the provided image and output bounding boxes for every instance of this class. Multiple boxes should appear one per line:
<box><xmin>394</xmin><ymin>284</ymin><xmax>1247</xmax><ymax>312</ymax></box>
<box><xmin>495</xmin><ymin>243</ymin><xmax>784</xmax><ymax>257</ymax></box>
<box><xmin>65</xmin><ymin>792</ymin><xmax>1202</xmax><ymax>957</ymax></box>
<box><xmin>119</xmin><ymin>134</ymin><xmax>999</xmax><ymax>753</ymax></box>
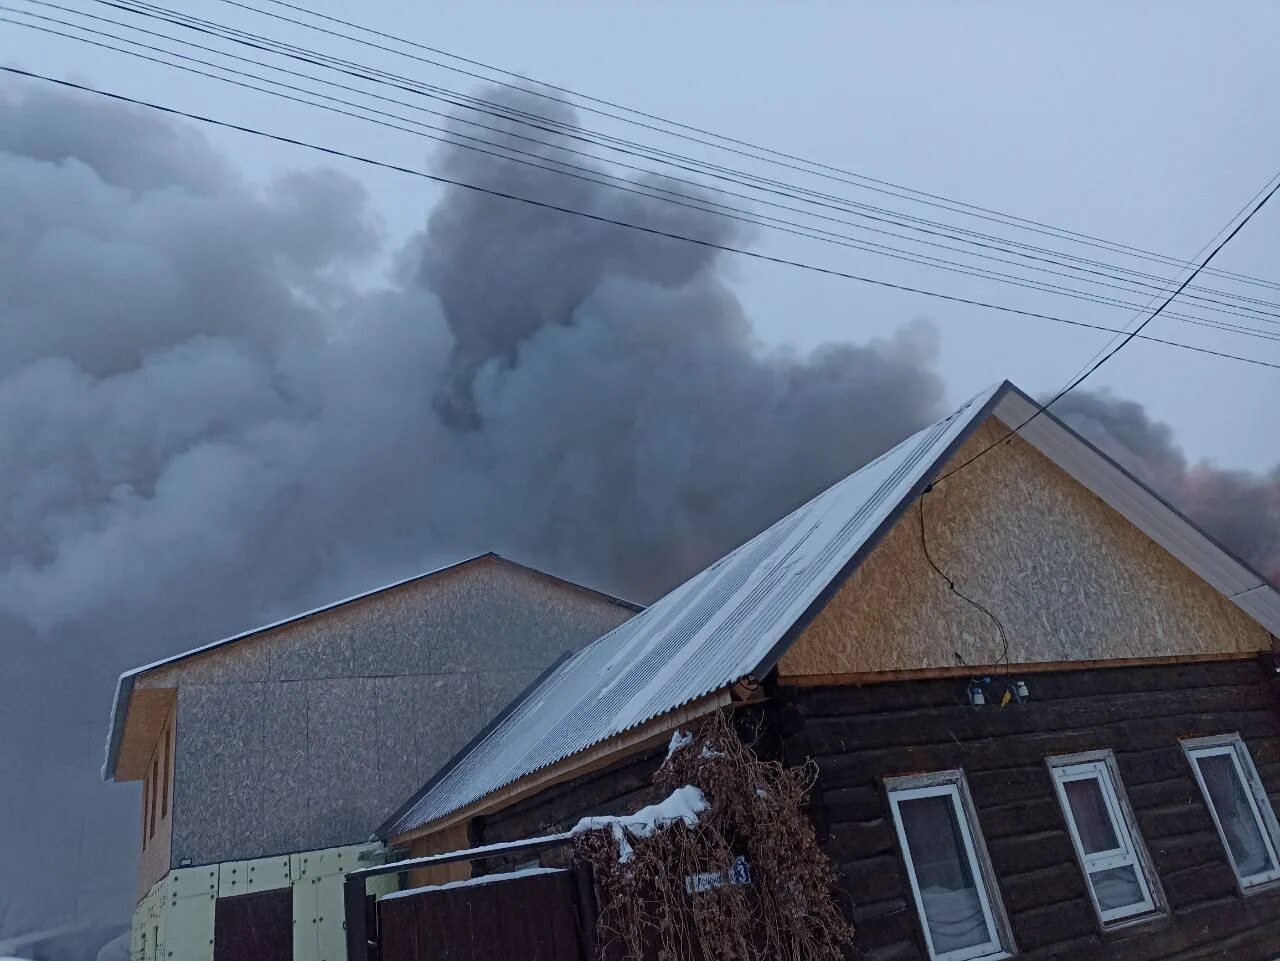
<box><xmin>5</xmin><ymin>66</ymin><xmax>1279</xmax><ymax>374</ymax></box>
<box><xmin>13</xmin><ymin>9</ymin><xmax>1280</xmax><ymax>346</ymax></box>
<box><xmin>66</xmin><ymin>0</ymin><xmax>1280</xmax><ymax>310</ymax></box>
<box><xmin>212</xmin><ymin>0</ymin><xmax>1280</xmax><ymax>296</ymax></box>
<box><xmin>1057</xmin><ymin>170</ymin><xmax>1280</xmax><ymax>405</ymax></box>
<box><xmin>918</xmin><ymin>497</ymin><xmax>1010</xmax><ymax>670</ymax></box>
<box><xmin>932</xmin><ymin>169</ymin><xmax>1280</xmax><ymax>487</ymax></box>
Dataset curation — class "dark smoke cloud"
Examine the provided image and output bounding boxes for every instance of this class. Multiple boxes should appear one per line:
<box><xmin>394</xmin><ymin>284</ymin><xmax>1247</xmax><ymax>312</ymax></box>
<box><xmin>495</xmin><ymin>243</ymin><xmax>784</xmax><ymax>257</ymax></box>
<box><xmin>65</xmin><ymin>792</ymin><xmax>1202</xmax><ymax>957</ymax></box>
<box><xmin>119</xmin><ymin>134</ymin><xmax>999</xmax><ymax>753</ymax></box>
<box><xmin>3</xmin><ymin>78</ymin><xmax>1274</xmax><ymax>960</ymax></box>
<box><xmin>0</xmin><ymin>81</ymin><xmax>942</xmax><ymax>956</ymax></box>
<box><xmin>1055</xmin><ymin>391</ymin><xmax>1280</xmax><ymax>585</ymax></box>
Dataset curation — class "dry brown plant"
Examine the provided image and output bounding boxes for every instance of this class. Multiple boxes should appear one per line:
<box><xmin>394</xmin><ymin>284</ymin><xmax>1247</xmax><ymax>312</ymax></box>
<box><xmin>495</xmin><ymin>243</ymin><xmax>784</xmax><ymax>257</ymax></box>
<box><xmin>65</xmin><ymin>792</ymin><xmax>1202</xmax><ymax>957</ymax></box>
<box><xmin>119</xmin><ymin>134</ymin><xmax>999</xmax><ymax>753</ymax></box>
<box><xmin>574</xmin><ymin>710</ymin><xmax>853</xmax><ymax>961</ymax></box>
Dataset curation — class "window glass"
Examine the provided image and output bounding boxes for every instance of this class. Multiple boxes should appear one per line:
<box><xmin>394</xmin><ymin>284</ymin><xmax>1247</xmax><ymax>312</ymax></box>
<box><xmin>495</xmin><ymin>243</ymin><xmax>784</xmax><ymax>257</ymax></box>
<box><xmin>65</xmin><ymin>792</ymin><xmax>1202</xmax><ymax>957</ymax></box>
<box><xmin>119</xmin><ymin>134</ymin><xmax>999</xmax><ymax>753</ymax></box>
<box><xmin>1185</xmin><ymin>737</ymin><xmax>1280</xmax><ymax>889</ymax></box>
<box><xmin>1062</xmin><ymin>778</ymin><xmax>1120</xmax><ymax>854</ymax></box>
<box><xmin>887</xmin><ymin>772</ymin><xmax>1012</xmax><ymax>961</ymax></box>
<box><xmin>1089</xmin><ymin>866</ymin><xmax>1144</xmax><ymax>913</ymax></box>
<box><xmin>1049</xmin><ymin>754</ymin><xmax>1160</xmax><ymax>924</ymax></box>
<box><xmin>1196</xmin><ymin>753</ymin><xmax>1274</xmax><ymax>878</ymax></box>
<box><xmin>898</xmin><ymin>794</ymin><xmax>992</xmax><ymax>954</ymax></box>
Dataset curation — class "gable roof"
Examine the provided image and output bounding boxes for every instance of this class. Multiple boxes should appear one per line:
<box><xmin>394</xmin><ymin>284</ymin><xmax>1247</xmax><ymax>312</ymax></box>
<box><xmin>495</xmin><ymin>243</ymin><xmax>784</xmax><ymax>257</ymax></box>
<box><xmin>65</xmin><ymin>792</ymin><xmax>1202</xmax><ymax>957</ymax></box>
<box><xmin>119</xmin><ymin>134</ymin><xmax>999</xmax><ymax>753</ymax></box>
<box><xmin>102</xmin><ymin>552</ymin><xmax>641</xmax><ymax>781</ymax></box>
<box><xmin>381</xmin><ymin>380</ymin><xmax>1280</xmax><ymax>838</ymax></box>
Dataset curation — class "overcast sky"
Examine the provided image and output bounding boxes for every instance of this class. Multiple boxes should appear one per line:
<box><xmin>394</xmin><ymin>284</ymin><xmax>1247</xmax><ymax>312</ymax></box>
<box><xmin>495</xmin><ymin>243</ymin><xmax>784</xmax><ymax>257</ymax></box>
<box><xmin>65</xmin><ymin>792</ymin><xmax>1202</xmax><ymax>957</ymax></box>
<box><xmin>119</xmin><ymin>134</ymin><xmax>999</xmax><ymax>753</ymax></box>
<box><xmin>2</xmin><ymin>3</ymin><xmax>1279</xmax><ymax>957</ymax></box>
<box><xmin>5</xmin><ymin>0</ymin><xmax>1277</xmax><ymax>467</ymax></box>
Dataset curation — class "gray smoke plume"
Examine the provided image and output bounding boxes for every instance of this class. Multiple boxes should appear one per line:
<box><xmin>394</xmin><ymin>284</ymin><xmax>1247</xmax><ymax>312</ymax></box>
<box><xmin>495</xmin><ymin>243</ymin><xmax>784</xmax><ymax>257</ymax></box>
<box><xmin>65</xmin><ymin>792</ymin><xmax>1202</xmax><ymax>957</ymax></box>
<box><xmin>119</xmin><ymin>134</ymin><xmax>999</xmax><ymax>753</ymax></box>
<box><xmin>0</xmin><ymin>80</ymin><xmax>943</xmax><ymax>956</ymax></box>
<box><xmin>2</xmin><ymin>78</ymin><xmax>1275</xmax><ymax>960</ymax></box>
<box><xmin>1054</xmin><ymin>391</ymin><xmax>1280</xmax><ymax>584</ymax></box>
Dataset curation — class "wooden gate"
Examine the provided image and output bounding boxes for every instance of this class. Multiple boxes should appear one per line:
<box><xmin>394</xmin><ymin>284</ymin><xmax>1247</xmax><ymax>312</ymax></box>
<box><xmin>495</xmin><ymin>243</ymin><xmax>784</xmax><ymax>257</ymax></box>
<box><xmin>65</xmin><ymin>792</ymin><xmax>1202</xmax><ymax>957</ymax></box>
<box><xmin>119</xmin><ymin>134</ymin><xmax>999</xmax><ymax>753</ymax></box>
<box><xmin>375</xmin><ymin>866</ymin><xmax>595</xmax><ymax>961</ymax></box>
<box><xmin>212</xmin><ymin>888</ymin><xmax>292</xmax><ymax>961</ymax></box>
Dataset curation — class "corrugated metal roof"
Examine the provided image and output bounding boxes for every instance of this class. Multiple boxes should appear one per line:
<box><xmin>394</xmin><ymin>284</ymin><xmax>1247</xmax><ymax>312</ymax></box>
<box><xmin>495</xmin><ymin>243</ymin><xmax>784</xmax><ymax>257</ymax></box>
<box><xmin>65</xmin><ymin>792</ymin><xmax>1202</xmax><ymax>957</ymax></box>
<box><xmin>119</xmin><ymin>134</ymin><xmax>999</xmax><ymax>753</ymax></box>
<box><xmin>383</xmin><ymin>380</ymin><xmax>1280</xmax><ymax>838</ymax></box>
<box><xmin>381</xmin><ymin>383</ymin><xmax>1006</xmax><ymax>837</ymax></box>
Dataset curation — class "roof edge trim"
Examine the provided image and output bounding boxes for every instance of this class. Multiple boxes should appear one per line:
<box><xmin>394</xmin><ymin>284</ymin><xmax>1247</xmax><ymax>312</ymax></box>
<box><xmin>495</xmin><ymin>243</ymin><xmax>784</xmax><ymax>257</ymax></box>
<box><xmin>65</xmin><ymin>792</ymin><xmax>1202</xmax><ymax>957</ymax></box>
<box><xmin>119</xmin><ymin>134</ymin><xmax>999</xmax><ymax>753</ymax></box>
<box><xmin>747</xmin><ymin>380</ymin><xmax>1015</xmax><ymax>681</ymax></box>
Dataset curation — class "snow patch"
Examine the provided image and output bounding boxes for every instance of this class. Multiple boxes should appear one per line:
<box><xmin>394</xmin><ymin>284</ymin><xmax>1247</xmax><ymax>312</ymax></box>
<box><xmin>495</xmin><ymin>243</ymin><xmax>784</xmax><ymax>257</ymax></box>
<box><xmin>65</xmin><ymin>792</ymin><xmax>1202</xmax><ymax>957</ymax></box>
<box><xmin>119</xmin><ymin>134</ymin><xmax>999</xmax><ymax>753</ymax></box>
<box><xmin>665</xmin><ymin>729</ymin><xmax>693</xmax><ymax>761</ymax></box>
<box><xmin>572</xmin><ymin>785</ymin><xmax>708</xmax><ymax>863</ymax></box>
<box><xmin>380</xmin><ymin>866</ymin><xmax>566</xmax><ymax>900</ymax></box>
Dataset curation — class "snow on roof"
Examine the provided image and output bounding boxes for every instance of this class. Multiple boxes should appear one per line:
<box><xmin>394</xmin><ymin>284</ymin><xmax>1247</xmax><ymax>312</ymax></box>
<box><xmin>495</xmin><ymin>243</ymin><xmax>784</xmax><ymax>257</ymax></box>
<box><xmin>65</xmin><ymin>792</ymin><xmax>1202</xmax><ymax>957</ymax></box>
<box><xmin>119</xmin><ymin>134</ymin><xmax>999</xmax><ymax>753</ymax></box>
<box><xmin>379</xmin><ymin>383</ymin><xmax>1006</xmax><ymax>837</ymax></box>
<box><xmin>380</xmin><ymin>866</ymin><xmax>566</xmax><ymax>900</ymax></box>
<box><xmin>381</xmin><ymin>380</ymin><xmax>1280</xmax><ymax>839</ymax></box>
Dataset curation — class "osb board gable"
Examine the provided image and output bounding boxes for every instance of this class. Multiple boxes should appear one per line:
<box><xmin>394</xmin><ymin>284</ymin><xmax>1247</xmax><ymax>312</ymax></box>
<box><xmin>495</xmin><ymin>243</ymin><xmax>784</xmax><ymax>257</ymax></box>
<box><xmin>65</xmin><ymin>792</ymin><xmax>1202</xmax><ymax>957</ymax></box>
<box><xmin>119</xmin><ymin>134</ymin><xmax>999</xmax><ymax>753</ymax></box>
<box><xmin>116</xmin><ymin>687</ymin><xmax>176</xmax><ymax>782</ymax></box>
<box><xmin>780</xmin><ymin>418</ymin><xmax>1271</xmax><ymax>677</ymax></box>
<box><xmin>134</xmin><ymin>555</ymin><xmax>635</xmax><ymax>689</ymax></box>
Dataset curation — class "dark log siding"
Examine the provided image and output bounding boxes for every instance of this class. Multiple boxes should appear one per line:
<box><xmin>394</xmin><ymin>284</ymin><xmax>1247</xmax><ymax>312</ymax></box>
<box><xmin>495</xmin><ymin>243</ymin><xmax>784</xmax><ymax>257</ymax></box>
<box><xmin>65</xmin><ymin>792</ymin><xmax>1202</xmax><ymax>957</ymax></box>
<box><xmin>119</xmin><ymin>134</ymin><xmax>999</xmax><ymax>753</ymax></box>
<box><xmin>773</xmin><ymin>657</ymin><xmax>1280</xmax><ymax>961</ymax></box>
<box><xmin>470</xmin><ymin>747</ymin><xmax>667</xmax><ymax>871</ymax></box>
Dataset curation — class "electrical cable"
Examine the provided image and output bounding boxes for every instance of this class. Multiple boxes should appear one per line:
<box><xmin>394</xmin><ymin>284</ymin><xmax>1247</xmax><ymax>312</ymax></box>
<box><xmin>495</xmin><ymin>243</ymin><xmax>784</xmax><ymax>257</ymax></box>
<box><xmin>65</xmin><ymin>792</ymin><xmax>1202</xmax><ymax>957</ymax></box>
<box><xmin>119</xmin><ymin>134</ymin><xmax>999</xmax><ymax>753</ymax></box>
<box><xmin>13</xmin><ymin>6</ymin><xmax>1280</xmax><ymax>345</ymax></box>
<box><xmin>918</xmin><ymin>495</ymin><xmax>1011</xmax><ymax>671</ymax></box>
<box><xmin>931</xmin><ymin>169</ymin><xmax>1280</xmax><ymax>488</ymax></box>
<box><xmin>1055</xmin><ymin>170</ymin><xmax>1280</xmax><ymax>409</ymax></box>
<box><xmin>5</xmin><ymin>66</ymin><xmax>1279</xmax><ymax>375</ymax></box>
<box><xmin>210</xmin><ymin>0</ymin><xmax>1280</xmax><ymax>296</ymax></box>
<box><xmin>61</xmin><ymin>0</ymin><xmax>1280</xmax><ymax>309</ymax></box>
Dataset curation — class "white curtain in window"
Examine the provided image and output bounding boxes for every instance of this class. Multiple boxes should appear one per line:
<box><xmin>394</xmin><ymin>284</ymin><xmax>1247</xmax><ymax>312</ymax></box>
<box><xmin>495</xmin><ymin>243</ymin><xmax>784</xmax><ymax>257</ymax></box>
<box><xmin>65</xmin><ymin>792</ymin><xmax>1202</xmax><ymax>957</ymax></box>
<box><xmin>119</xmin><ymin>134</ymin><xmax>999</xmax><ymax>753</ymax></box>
<box><xmin>1197</xmin><ymin>753</ymin><xmax>1275</xmax><ymax>879</ymax></box>
<box><xmin>899</xmin><ymin>794</ymin><xmax>991</xmax><ymax>954</ymax></box>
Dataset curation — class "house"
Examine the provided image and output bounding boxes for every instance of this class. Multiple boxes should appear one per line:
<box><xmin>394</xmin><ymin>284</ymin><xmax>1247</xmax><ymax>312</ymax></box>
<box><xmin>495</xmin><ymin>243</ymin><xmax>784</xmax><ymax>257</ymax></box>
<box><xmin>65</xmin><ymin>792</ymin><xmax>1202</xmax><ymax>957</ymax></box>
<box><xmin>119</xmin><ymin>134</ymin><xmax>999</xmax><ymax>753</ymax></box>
<box><xmin>102</xmin><ymin>553</ymin><xmax>640</xmax><ymax>961</ymax></box>
<box><xmin>372</xmin><ymin>381</ymin><xmax>1280</xmax><ymax>961</ymax></box>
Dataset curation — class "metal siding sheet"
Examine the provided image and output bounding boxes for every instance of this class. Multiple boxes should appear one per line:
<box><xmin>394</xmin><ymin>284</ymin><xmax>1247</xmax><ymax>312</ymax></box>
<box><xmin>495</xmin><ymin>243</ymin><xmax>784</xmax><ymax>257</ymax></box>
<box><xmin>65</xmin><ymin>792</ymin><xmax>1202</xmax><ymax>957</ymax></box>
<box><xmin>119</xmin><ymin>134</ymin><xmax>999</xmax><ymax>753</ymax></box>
<box><xmin>386</xmin><ymin>385</ymin><xmax>1004</xmax><ymax>836</ymax></box>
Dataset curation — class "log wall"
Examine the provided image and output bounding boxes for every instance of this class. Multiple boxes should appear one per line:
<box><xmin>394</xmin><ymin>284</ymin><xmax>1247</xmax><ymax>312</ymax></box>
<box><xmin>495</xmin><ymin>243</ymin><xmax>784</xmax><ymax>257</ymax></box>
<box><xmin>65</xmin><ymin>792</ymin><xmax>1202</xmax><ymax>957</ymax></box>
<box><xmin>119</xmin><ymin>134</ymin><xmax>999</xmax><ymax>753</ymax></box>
<box><xmin>774</xmin><ymin>657</ymin><xmax>1280</xmax><ymax>961</ymax></box>
<box><xmin>469</xmin><ymin>747</ymin><xmax>667</xmax><ymax>872</ymax></box>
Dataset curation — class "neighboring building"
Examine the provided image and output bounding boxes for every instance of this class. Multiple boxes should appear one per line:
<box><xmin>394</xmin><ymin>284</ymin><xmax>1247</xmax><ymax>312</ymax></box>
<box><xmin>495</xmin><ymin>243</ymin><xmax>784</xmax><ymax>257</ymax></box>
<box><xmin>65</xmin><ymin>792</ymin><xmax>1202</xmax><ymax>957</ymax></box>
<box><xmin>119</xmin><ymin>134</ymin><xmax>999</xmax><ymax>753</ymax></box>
<box><xmin>377</xmin><ymin>381</ymin><xmax>1280</xmax><ymax>960</ymax></box>
<box><xmin>102</xmin><ymin>553</ymin><xmax>640</xmax><ymax>961</ymax></box>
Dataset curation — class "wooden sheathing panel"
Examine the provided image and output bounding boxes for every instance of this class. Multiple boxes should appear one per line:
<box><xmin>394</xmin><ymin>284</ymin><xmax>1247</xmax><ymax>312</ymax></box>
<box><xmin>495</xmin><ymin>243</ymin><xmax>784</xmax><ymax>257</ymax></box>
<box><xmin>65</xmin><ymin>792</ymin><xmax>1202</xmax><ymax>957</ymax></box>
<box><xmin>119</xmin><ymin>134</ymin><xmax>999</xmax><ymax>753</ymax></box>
<box><xmin>406</xmin><ymin>822</ymin><xmax>473</xmax><ymax>888</ymax></box>
<box><xmin>780</xmin><ymin>419</ymin><xmax>1271</xmax><ymax>679</ymax></box>
<box><xmin>116</xmin><ymin>687</ymin><xmax>176</xmax><ymax>782</ymax></box>
<box><xmin>775</xmin><ymin>658</ymin><xmax>1280</xmax><ymax>960</ymax></box>
<box><xmin>137</xmin><ymin>695</ymin><xmax>177</xmax><ymax>898</ymax></box>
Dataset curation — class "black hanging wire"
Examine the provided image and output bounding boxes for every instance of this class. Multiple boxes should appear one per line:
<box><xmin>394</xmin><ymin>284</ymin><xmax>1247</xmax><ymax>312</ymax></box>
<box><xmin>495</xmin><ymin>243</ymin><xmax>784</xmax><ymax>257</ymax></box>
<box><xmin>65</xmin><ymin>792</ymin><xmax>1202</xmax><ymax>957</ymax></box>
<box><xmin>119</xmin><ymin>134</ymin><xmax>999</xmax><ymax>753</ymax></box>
<box><xmin>918</xmin><ymin>489</ymin><xmax>1011</xmax><ymax>672</ymax></box>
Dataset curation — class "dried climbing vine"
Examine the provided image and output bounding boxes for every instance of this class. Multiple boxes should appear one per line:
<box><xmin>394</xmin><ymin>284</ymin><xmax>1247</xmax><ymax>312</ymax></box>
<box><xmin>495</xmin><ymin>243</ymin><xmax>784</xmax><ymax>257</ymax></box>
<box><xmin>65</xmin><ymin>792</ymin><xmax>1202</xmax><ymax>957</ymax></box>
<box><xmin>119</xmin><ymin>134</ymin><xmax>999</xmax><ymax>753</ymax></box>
<box><xmin>574</xmin><ymin>710</ymin><xmax>853</xmax><ymax>961</ymax></box>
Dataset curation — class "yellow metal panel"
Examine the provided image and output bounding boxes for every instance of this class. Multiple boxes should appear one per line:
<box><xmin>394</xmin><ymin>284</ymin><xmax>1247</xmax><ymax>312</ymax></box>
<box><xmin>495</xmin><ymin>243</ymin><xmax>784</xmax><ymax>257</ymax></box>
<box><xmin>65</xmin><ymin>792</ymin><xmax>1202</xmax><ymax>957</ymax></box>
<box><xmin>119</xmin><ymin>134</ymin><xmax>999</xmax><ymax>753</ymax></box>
<box><xmin>154</xmin><ymin>890</ymin><xmax>167</xmax><ymax>961</ymax></box>
<box><xmin>245</xmin><ymin>853</ymin><xmax>293</xmax><ymax>892</ymax></box>
<box><xmin>217</xmin><ymin>860</ymin><xmax>249</xmax><ymax>898</ymax></box>
<box><xmin>167</xmin><ymin>883</ymin><xmax>215</xmax><ymax>961</ymax></box>
<box><xmin>291</xmin><ymin>867</ymin><xmax>318</xmax><ymax>961</ymax></box>
<box><xmin>364</xmin><ymin>873</ymin><xmax>399</xmax><ymax>897</ymax></box>
<box><xmin>132</xmin><ymin>890</ymin><xmax>149</xmax><ymax>961</ymax></box>
<box><xmin>315</xmin><ymin>873</ymin><xmax>347</xmax><ymax>961</ymax></box>
<box><xmin>169</xmin><ymin>867</ymin><xmax>218</xmax><ymax>901</ymax></box>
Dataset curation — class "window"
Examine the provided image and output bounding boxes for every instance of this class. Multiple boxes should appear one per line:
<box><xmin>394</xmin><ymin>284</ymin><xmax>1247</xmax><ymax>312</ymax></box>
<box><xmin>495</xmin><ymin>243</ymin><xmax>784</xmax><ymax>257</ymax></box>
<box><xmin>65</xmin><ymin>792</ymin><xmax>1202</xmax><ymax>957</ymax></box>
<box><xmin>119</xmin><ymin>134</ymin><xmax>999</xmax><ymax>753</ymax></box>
<box><xmin>161</xmin><ymin>726</ymin><xmax>170</xmax><ymax>819</ymax></box>
<box><xmin>886</xmin><ymin>771</ymin><xmax>1013</xmax><ymax>961</ymax></box>
<box><xmin>149</xmin><ymin>756</ymin><xmax>158</xmax><ymax>839</ymax></box>
<box><xmin>1183</xmin><ymin>734</ymin><xmax>1280</xmax><ymax>890</ymax></box>
<box><xmin>141</xmin><ymin>776</ymin><xmax>149</xmax><ymax>850</ymax></box>
<box><xmin>1047</xmin><ymin>751</ymin><xmax>1163</xmax><ymax>925</ymax></box>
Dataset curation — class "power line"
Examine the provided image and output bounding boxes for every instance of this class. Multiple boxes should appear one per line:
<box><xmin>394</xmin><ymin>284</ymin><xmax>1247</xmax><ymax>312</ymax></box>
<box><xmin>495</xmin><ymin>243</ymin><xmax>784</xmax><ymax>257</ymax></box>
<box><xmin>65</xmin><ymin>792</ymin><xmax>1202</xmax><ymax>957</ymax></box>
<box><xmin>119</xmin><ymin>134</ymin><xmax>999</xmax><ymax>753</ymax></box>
<box><xmin>933</xmin><ymin>168</ymin><xmax>1280</xmax><ymax>487</ymax></box>
<box><xmin>5</xmin><ymin>65</ymin><xmax>1278</xmax><ymax>375</ymax></box>
<box><xmin>212</xmin><ymin>0</ymin><xmax>1280</xmax><ymax>296</ymax></box>
<box><xmin>1057</xmin><ymin>170</ymin><xmax>1280</xmax><ymax>408</ymax></box>
<box><xmin>66</xmin><ymin>0</ymin><xmax>1280</xmax><ymax>310</ymax></box>
<box><xmin>13</xmin><ymin>8</ymin><xmax>1280</xmax><ymax>347</ymax></box>
<box><xmin>918</xmin><ymin>497</ymin><xmax>1010</xmax><ymax>669</ymax></box>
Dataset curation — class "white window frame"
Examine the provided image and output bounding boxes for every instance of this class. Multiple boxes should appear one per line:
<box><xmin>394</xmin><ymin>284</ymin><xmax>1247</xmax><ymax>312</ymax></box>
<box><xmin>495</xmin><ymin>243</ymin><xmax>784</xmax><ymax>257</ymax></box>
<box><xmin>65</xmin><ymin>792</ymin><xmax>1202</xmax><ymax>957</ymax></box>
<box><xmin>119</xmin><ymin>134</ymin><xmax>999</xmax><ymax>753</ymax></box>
<box><xmin>1182</xmin><ymin>733</ymin><xmax>1280</xmax><ymax>892</ymax></box>
<box><xmin>886</xmin><ymin>770</ymin><xmax>1014</xmax><ymax>961</ymax></box>
<box><xmin>1046</xmin><ymin>751</ymin><xmax>1164</xmax><ymax>926</ymax></box>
